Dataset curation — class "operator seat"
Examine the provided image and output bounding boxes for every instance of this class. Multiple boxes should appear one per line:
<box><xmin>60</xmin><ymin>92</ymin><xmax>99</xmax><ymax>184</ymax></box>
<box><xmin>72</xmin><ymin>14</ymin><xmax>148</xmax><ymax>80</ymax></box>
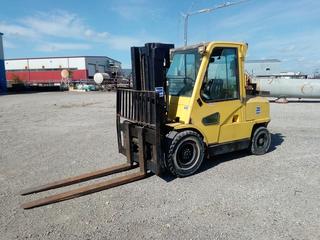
<box><xmin>210</xmin><ymin>79</ymin><xmax>224</xmax><ymax>99</ymax></box>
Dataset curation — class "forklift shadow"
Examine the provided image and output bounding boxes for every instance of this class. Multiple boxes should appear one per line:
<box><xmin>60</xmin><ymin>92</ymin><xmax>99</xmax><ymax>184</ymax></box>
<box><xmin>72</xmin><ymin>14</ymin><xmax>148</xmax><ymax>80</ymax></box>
<box><xmin>159</xmin><ymin>132</ymin><xmax>285</xmax><ymax>182</ymax></box>
<box><xmin>269</xmin><ymin>132</ymin><xmax>285</xmax><ymax>151</ymax></box>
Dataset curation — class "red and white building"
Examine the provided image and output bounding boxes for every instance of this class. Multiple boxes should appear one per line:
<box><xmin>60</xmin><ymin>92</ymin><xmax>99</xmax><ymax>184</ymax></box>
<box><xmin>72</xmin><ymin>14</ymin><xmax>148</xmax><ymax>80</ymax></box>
<box><xmin>5</xmin><ymin>56</ymin><xmax>121</xmax><ymax>86</ymax></box>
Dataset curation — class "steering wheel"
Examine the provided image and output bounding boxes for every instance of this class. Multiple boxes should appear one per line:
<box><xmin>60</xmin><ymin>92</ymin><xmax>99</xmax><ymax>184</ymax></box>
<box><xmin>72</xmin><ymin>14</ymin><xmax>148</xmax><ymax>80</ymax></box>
<box><xmin>178</xmin><ymin>77</ymin><xmax>194</xmax><ymax>96</ymax></box>
<box><xmin>201</xmin><ymin>79</ymin><xmax>214</xmax><ymax>100</ymax></box>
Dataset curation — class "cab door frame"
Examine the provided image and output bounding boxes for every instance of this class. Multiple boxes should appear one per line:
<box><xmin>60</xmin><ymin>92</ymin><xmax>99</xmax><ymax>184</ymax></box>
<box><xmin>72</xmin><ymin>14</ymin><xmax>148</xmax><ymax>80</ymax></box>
<box><xmin>188</xmin><ymin>42</ymin><xmax>249</xmax><ymax>145</ymax></box>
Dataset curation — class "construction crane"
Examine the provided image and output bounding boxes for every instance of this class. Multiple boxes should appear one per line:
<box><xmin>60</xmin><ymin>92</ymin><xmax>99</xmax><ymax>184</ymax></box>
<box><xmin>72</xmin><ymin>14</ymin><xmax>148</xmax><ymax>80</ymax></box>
<box><xmin>21</xmin><ymin>41</ymin><xmax>271</xmax><ymax>209</ymax></box>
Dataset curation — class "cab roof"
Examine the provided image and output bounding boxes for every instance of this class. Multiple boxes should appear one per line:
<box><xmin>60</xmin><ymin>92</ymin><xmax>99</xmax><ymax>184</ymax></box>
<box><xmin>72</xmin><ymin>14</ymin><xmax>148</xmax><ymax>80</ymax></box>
<box><xmin>172</xmin><ymin>41</ymin><xmax>247</xmax><ymax>52</ymax></box>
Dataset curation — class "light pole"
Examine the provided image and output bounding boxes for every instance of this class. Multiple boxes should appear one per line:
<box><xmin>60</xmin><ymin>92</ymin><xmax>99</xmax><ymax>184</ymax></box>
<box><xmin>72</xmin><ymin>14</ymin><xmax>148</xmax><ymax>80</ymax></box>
<box><xmin>183</xmin><ymin>0</ymin><xmax>249</xmax><ymax>46</ymax></box>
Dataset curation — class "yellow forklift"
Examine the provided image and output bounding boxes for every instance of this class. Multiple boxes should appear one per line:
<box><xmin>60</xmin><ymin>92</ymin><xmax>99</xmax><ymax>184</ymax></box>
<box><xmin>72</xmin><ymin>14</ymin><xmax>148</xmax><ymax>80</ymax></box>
<box><xmin>21</xmin><ymin>41</ymin><xmax>271</xmax><ymax>209</ymax></box>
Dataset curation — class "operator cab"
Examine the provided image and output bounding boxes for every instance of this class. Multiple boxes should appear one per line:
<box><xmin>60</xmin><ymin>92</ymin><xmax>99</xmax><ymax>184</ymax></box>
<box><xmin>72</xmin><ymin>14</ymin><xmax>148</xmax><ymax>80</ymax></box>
<box><xmin>167</xmin><ymin>43</ymin><xmax>240</xmax><ymax>100</ymax></box>
<box><xmin>166</xmin><ymin>43</ymin><xmax>243</xmax><ymax>124</ymax></box>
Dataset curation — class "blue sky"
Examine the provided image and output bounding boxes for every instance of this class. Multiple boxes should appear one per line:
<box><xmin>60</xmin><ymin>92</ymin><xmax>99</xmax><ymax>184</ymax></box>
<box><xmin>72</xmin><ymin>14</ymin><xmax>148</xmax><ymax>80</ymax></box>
<box><xmin>1</xmin><ymin>0</ymin><xmax>320</xmax><ymax>73</ymax></box>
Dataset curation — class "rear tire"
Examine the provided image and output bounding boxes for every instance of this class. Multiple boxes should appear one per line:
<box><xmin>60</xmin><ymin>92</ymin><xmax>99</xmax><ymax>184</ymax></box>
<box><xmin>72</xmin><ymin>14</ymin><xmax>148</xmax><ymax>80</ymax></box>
<box><xmin>166</xmin><ymin>130</ymin><xmax>205</xmax><ymax>177</ymax></box>
<box><xmin>250</xmin><ymin>126</ymin><xmax>271</xmax><ymax>155</ymax></box>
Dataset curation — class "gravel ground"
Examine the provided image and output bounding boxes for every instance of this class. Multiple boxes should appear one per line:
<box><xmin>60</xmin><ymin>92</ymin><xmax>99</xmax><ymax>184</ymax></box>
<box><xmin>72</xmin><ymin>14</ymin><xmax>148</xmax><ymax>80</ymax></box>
<box><xmin>0</xmin><ymin>91</ymin><xmax>319</xmax><ymax>240</ymax></box>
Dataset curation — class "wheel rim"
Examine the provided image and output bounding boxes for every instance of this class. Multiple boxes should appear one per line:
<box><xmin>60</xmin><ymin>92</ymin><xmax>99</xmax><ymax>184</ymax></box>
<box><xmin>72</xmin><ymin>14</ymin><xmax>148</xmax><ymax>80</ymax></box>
<box><xmin>256</xmin><ymin>132</ymin><xmax>269</xmax><ymax>150</ymax></box>
<box><xmin>174</xmin><ymin>137</ymin><xmax>200</xmax><ymax>171</ymax></box>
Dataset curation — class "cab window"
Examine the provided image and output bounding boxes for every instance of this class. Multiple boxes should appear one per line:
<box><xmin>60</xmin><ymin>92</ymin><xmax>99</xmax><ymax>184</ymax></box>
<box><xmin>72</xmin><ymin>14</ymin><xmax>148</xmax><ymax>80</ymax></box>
<box><xmin>201</xmin><ymin>48</ymin><xmax>239</xmax><ymax>101</ymax></box>
<box><xmin>167</xmin><ymin>51</ymin><xmax>200</xmax><ymax>97</ymax></box>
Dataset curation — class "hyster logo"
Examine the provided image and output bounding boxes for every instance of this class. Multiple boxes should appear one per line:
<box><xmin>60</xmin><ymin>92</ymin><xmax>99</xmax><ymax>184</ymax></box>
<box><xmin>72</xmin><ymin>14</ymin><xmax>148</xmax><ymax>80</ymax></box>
<box><xmin>155</xmin><ymin>87</ymin><xmax>164</xmax><ymax>97</ymax></box>
<box><xmin>256</xmin><ymin>106</ymin><xmax>261</xmax><ymax>115</ymax></box>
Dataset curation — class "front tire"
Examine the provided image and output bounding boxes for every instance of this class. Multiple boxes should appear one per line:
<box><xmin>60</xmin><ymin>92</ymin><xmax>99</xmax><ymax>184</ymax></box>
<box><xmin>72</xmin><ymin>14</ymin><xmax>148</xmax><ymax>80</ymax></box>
<box><xmin>166</xmin><ymin>130</ymin><xmax>205</xmax><ymax>177</ymax></box>
<box><xmin>250</xmin><ymin>126</ymin><xmax>271</xmax><ymax>155</ymax></box>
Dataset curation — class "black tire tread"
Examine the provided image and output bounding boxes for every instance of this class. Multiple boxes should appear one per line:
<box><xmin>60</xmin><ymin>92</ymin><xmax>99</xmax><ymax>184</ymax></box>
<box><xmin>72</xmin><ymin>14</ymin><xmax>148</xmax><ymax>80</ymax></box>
<box><xmin>250</xmin><ymin>126</ymin><xmax>271</xmax><ymax>155</ymax></box>
<box><xmin>166</xmin><ymin>130</ymin><xmax>205</xmax><ymax>177</ymax></box>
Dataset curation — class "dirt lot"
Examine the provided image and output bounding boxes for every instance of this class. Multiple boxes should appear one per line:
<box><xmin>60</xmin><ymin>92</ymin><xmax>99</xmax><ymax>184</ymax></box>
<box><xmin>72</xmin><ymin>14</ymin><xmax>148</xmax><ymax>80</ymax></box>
<box><xmin>0</xmin><ymin>92</ymin><xmax>319</xmax><ymax>240</ymax></box>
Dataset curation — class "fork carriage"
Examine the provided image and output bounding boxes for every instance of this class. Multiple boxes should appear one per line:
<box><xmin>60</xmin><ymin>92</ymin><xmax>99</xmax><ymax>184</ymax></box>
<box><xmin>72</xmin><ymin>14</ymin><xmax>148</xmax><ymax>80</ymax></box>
<box><xmin>116</xmin><ymin>88</ymin><xmax>166</xmax><ymax>175</ymax></box>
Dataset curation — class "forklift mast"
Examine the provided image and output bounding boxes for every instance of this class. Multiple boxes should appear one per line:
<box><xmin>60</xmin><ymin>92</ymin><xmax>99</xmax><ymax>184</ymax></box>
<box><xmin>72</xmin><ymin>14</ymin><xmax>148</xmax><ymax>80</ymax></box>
<box><xmin>116</xmin><ymin>43</ymin><xmax>174</xmax><ymax>175</ymax></box>
<box><xmin>131</xmin><ymin>43</ymin><xmax>174</xmax><ymax>91</ymax></box>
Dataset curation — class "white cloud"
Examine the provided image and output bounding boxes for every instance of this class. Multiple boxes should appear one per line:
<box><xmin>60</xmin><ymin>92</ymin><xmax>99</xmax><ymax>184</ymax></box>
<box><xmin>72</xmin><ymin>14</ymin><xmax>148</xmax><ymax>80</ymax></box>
<box><xmin>280</xmin><ymin>45</ymin><xmax>296</xmax><ymax>53</ymax></box>
<box><xmin>0</xmin><ymin>10</ymin><xmax>146</xmax><ymax>53</ymax></box>
<box><xmin>0</xmin><ymin>11</ymin><xmax>108</xmax><ymax>43</ymax></box>
<box><xmin>106</xmin><ymin>35</ymin><xmax>142</xmax><ymax>50</ymax></box>
<box><xmin>199</xmin><ymin>0</ymin><xmax>320</xmax><ymax>74</ymax></box>
<box><xmin>111</xmin><ymin>0</ymin><xmax>163</xmax><ymax>21</ymax></box>
<box><xmin>36</xmin><ymin>42</ymin><xmax>91</xmax><ymax>52</ymax></box>
<box><xmin>247</xmin><ymin>33</ymin><xmax>320</xmax><ymax>73</ymax></box>
<box><xmin>2</xmin><ymin>38</ymin><xmax>16</xmax><ymax>49</ymax></box>
<box><xmin>0</xmin><ymin>22</ymin><xmax>37</xmax><ymax>39</ymax></box>
<box><xmin>21</xmin><ymin>10</ymin><xmax>109</xmax><ymax>42</ymax></box>
<box><xmin>214</xmin><ymin>0</ymin><xmax>320</xmax><ymax>30</ymax></box>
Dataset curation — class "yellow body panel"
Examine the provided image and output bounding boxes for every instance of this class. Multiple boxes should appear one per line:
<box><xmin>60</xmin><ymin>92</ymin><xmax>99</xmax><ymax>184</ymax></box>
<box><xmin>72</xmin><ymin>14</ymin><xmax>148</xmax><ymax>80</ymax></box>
<box><xmin>245</xmin><ymin>97</ymin><xmax>270</xmax><ymax>121</ymax></box>
<box><xmin>167</xmin><ymin>96</ymin><xmax>191</xmax><ymax>124</ymax></box>
<box><xmin>166</xmin><ymin>41</ymin><xmax>270</xmax><ymax>146</ymax></box>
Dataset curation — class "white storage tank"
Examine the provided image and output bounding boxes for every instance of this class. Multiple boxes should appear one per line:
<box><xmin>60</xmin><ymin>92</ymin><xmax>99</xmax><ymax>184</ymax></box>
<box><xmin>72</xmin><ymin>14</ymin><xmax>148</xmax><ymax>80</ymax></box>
<box><xmin>94</xmin><ymin>73</ymin><xmax>110</xmax><ymax>84</ymax></box>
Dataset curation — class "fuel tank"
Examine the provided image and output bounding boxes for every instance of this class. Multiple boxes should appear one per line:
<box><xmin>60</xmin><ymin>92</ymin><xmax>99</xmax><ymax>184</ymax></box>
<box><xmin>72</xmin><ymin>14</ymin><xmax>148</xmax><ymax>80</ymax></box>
<box><xmin>252</xmin><ymin>77</ymin><xmax>320</xmax><ymax>98</ymax></box>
